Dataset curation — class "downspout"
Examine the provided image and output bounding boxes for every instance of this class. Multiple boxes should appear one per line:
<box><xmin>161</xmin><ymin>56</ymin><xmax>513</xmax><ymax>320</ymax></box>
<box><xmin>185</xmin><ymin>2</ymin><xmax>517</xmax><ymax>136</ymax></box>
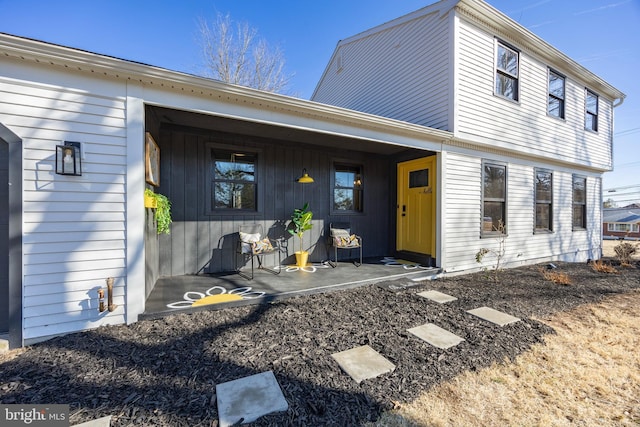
<box><xmin>602</xmin><ymin>94</ymin><xmax>626</xmax><ymax>258</ymax></box>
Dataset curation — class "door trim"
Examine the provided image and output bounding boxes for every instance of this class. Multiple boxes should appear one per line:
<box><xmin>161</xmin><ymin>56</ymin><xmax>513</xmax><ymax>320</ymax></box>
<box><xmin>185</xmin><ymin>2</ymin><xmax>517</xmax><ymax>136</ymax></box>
<box><xmin>396</xmin><ymin>156</ymin><xmax>437</xmax><ymax>262</ymax></box>
<box><xmin>1</xmin><ymin>123</ymin><xmax>23</xmax><ymax>348</ymax></box>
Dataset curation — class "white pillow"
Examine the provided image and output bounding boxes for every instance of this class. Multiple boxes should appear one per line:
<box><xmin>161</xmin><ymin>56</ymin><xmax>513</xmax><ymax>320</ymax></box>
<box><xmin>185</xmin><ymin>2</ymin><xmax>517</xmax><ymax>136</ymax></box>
<box><xmin>239</xmin><ymin>232</ymin><xmax>261</xmax><ymax>243</ymax></box>
<box><xmin>239</xmin><ymin>232</ymin><xmax>261</xmax><ymax>254</ymax></box>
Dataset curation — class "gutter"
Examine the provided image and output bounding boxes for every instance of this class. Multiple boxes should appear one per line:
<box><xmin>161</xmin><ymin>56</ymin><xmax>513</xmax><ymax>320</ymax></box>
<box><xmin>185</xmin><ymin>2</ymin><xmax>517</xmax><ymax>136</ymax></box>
<box><xmin>613</xmin><ymin>94</ymin><xmax>626</xmax><ymax>108</ymax></box>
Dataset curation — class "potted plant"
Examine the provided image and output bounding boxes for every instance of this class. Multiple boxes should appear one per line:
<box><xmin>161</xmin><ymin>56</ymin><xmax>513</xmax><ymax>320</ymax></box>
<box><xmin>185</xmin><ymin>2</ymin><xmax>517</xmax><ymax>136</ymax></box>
<box><xmin>289</xmin><ymin>202</ymin><xmax>313</xmax><ymax>267</ymax></box>
<box><xmin>144</xmin><ymin>188</ymin><xmax>172</xmax><ymax>234</ymax></box>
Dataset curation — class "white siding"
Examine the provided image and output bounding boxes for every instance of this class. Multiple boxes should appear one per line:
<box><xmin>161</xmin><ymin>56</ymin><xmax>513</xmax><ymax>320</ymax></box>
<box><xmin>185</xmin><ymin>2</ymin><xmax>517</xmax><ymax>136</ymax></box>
<box><xmin>455</xmin><ymin>16</ymin><xmax>614</xmax><ymax>169</ymax></box>
<box><xmin>441</xmin><ymin>152</ymin><xmax>481</xmax><ymax>272</ymax></box>
<box><xmin>441</xmin><ymin>150</ymin><xmax>602</xmax><ymax>273</ymax></box>
<box><xmin>0</xmin><ymin>60</ymin><xmax>127</xmax><ymax>342</ymax></box>
<box><xmin>313</xmin><ymin>10</ymin><xmax>451</xmax><ymax>130</ymax></box>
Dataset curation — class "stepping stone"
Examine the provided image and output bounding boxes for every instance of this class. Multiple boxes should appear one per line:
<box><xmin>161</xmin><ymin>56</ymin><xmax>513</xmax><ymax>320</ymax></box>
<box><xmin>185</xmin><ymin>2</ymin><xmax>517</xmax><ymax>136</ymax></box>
<box><xmin>467</xmin><ymin>307</ymin><xmax>520</xmax><ymax>326</ymax></box>
<box><xmin>378</xmin><ymin>280</ymin><xmax>422</xmax><ymax>293</ymax></box>
<box><xmin>216</xmin><ymin>371</ymin><xmax>288</xmax><ymax>427</ymax></box>
<box><xmin>331</xmin><ymin>345</ymin><xmax>396</xmax><ymax>383</ymax></box>
<box><xmin>418</xmin><ymin>290</ymin><xmax>457</xmax><ymax>303</ymax></box>
<box><xmin>407</xmin><ymin>323</ymin><xmax>465</xmax><ymax>349</ymax></box>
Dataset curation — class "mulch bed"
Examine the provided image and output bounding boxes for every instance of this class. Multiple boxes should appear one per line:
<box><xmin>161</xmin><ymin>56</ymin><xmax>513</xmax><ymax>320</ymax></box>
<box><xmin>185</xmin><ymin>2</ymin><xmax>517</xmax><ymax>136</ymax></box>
<box><xmin>1</xmin><ymin>260</ymin><xmax>639</xmax><ymax>426</ymax></box>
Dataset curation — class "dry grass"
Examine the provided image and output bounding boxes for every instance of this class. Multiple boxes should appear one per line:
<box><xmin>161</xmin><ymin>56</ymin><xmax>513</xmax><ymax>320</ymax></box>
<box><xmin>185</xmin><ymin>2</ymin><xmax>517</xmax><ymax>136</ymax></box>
<box><xmin>0</xmin><ymin>347</ymin><xmax>26</xmax><ymax>364</ymax></box>
<box><xmin>374</xmin><ymin>290</ymin><xmax>640</xmax><ymax>427</ymax></box>
<box><xmin>539</xmin><ymin>267</ymin><xmax>573</xmax><ymax>285</ymax></box>
<box><xmin>591</xmin><ymin>259</ymin><xmax>619</xmax><ymax>274</ymax></box>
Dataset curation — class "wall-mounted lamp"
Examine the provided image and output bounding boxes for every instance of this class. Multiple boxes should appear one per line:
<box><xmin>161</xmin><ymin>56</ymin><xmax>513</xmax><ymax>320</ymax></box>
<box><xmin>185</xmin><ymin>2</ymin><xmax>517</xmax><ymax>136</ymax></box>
<box><xmin>354</xmin><ymin>174</ymin><xmax>362</xmax><ymax>187</ymax></box>
<box><xmin>55</xmin><ymin>141</ymin><xmax>82</xmax><ymax>176</ymax></box>
<box><xmin>297</xmin><ymin>168</ymin><xmax>314</xmax><ymax>183</ymax></box>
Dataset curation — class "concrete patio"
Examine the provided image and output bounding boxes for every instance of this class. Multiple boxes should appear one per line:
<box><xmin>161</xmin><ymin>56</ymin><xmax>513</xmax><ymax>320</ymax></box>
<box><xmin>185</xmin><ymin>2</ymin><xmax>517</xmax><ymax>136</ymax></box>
<box><xmin>141</xmin><ymin>257</ymin><xmax>440</xmax><ymax>319</ymax></box>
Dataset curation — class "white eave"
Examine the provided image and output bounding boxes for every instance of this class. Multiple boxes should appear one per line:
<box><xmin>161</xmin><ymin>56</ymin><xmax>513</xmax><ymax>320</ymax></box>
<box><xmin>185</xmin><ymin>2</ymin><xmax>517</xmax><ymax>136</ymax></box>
<box><xmin>312</xmin><ymin>0</ymin><xmax>625</xmax><ymax>104</ymax></box>
<box><xmin>0</xmin><ymin>32</ymin><xmax>616</xmax><ymax>173</ymax></box>
<box><xmin>456</xmin><ymin>0</ymin><xmax>625</xmax><ymax>103</ymax></box>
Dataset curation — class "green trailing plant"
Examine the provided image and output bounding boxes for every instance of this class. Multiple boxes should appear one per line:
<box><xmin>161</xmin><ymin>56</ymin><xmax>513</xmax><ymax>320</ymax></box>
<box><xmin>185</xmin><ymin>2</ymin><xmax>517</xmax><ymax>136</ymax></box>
<box><xmin>145</xmin><ymin>188</ymin><xmax>172</xmax><ymax>234</ymax></box>
<box><xmin>475</xmin><ymin>219</ymin><xmax>506</xmax><ymax>282</ymax></box>
<box><xmin>288</xmin><ymin>202</ymin><xmax>313</xmax><ymax>253</ymax></box>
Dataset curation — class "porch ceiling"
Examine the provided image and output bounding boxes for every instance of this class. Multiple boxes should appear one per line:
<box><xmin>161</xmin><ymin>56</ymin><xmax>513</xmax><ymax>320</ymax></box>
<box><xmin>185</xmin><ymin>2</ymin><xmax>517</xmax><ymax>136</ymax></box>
<box><xmin>149</xmin><ymin>105</ymin><xmax>418</xmax><ymax>156</ymax></box>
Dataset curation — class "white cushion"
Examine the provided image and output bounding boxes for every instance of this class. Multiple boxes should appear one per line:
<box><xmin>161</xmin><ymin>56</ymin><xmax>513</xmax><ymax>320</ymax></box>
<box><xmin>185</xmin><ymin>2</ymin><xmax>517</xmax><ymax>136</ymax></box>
<box><xmin>240</xmin><ymin>232</ymin><xmax>261</xmax><ymax>254</ymax></box>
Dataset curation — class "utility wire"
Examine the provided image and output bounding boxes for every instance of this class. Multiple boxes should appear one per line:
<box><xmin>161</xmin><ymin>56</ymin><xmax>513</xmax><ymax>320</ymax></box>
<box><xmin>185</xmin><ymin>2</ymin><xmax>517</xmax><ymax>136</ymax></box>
<box><xmin>615</xmin><ymin>127</ymin><xmax>640</xmax><ymax>136</ymax></box>
<box><xmin>605</xmin><ymin>199</ymin><xmax>640</xmax><ymax>204</ymax></box>
<box><xmin>604</xmin><ymin>184</ymin><xmax>640</xmax><ymax>192</ymax></box>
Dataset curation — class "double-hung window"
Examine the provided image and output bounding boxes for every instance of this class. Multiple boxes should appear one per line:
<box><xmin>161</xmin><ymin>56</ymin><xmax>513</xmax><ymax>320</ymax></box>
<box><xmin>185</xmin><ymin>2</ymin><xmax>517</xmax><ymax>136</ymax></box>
<box><xmin>333</xmin><ymin>164</ymin><xmax>363</xmax><ymax>212</ymax></box>
<box><xmin>210</xmin><ymin>149</ymin><xmax>257</xmax><ymax>212</ymax></box>
<box><xmin>585</xmin><ymin>89</ymin><xmax>598</xmax><ymax>132</ymax></box>
<box><xmin>534</xmin><ymin>169</ymin><xmax>553</xmax><ymax>232</ymax></box>
<box><xmin>482</xmin><ymin>162</ymin><xmax>507</xmax><ymax>235</ymax></box>
<box><xmin>572</xmin><ymin>175</ymin><xmax>587</xmax><ymax>229</ymax></box>
<box><xmin>608</xmin><ymin>223</ymin><xmax>639</xmax><ymax>233</ymax></box>
<box><xmin>495</xmin><ymin>40</ymin><xmax>519</xmax><ymax>101</ymax></box>
<box><xmin>548</xmin><ymin>69</ymin><xmax>565</xmax><ymax>119</ymax></box>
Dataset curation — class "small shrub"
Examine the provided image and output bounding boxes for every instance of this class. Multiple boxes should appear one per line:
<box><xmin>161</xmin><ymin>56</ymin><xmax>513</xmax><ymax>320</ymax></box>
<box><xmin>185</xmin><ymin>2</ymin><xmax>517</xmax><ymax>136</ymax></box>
<box><xmin>590</xmin><ymin>259</ymin><xmax>618</xmax><ymax>274</ymax></box>
<box><xmin>539</xmin><ymin>267</ymin><xmax>572</xmax><ymax>285</ymax></box>
<box><xmin>614</xmin><ymin>242</ymin><xmax>638</xmax><ymax>266</ymax></box>
<box><xmin>475</xmin><ymin>220</ymin><xmax>506</xmax><ymax>282</ymax></box>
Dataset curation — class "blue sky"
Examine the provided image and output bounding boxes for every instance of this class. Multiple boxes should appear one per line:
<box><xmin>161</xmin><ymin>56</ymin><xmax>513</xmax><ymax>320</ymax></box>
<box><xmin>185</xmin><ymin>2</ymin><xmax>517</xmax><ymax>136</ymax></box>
<box><xmin>1</xmin><ymin>0</ymin><xmax>638</xmax><ymax>203</ymax></box>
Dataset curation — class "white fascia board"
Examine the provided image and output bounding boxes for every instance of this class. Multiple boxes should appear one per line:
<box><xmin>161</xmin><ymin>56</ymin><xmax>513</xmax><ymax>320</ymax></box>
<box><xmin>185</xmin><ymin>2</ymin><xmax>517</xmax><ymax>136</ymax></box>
<box><xmin>337</xmin><ymin>0</ymin><xmax>459</xmax><ymax>46</ymax></box>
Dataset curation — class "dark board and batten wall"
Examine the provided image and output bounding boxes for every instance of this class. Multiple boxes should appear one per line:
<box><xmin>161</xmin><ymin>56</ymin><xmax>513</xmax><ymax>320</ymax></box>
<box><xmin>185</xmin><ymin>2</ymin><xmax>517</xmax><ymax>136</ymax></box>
<box><xmin>154</xmin><ymin>126</ymin><xmax>393</xmax><ymax>276</ymax></box>
<box><xmin>0</xmin><ymin>138</ymin><xmax>8</xmax><ymax>331</ymax></box>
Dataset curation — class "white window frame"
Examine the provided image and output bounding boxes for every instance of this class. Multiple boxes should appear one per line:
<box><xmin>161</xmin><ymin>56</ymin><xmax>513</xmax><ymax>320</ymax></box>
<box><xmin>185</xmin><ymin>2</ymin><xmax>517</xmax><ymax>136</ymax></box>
<box><xmin>608</xmin><ymin>223</ymin><xmax>639</xmax><ymax>233</ymax></box>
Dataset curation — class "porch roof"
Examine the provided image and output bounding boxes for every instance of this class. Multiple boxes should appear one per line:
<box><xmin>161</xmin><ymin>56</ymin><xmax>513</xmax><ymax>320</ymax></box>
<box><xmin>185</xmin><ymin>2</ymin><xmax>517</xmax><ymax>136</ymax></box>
<box><xmin>0</xmin><ymin>32</ymin><xmax>618</xmax><ymax>171</ymax></box>
<box><xmin>0</xmin><ymin>32</ymin><xmax>453</xmax><ymax>152</ymax></box>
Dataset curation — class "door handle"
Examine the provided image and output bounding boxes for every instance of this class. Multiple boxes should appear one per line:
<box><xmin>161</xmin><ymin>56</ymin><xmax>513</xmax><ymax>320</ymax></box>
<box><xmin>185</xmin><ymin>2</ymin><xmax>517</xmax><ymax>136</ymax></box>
<box><xmin>402</xmin><ymin>205</ymin><xmax>406</xmax><ymax>217</ymax></box>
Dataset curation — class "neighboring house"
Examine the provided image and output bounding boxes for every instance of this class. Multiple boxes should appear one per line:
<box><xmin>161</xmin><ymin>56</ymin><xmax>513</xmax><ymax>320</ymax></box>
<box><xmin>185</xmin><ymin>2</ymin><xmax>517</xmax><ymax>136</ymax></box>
<box><xmin>0</xmin><ymin>0</ymin><xmax>625</xmax><ymax>347</ymax></box>
<box><xmin>603</xmin><ymin>207</ymin><xmax>640</xmax><ymax>240</ymax></box>
<box><xmin>313</xmin><ymin>0</ymin><xmax>624</xmax><ymax>270</ymax></box>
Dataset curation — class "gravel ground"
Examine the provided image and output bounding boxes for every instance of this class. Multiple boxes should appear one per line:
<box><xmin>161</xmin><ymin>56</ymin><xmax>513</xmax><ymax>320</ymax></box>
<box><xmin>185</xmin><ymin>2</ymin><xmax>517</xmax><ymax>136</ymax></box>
<box><xmin>1</xmin><ymin>256</ymin><xmax>639</xmax><ymax>426</ymax></box>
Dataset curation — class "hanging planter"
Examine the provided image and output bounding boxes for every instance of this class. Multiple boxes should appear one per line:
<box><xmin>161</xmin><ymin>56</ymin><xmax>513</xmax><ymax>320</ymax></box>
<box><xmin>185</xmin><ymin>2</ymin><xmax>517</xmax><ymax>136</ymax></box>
<box><xmin>144</xmin><ymin>188</ymin><xmax>172</xmax><ymax>234</ymax></box>
<box><xmin>144</xmin><ymin>192</ymin><xmax>157</xmax><ymax>208</ymax></box>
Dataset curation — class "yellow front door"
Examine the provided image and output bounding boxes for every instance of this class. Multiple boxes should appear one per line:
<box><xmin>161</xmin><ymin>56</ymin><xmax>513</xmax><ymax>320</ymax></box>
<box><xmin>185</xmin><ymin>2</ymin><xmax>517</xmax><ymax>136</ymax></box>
<box><xmin>396</xmin><ymin>157</ymin><xmax>436</xmax><ymax>256</ymax></box>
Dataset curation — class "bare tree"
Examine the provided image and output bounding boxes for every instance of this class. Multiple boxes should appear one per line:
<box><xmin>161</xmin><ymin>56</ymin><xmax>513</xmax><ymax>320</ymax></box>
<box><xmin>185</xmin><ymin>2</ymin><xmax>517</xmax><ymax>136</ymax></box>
<box><xmin>603</xmin><ymin>198</ymin><xmax>618</xmax><ymax>208</ymax></box>
<box><xmin>198</xmin><ymin>13</ymin><xmax>293</xmax><ymax>94</ymax></box>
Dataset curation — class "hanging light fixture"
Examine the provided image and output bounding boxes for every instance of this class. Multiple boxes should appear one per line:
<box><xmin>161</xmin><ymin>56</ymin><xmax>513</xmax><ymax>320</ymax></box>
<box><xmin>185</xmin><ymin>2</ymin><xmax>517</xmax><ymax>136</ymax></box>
<box><xmin>55</xmin><ymin>141</ymin><xmax>82</xmax><ymax>176</ymax></box>
<box><xmin>297</xmin><ymin>168</ymin><xmax>314</xmax><ymax>183</ymax></box>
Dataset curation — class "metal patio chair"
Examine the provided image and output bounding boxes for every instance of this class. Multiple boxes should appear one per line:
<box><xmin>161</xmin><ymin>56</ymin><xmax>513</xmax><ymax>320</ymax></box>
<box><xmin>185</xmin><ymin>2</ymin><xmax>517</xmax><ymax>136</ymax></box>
<box><xmin>235</xmin><ymin>224</ymin><xmax>282</xmax><ymax>280</ymax></box>
<box><xmin>328</xmin><ymin>222</ymin><xmax>362</xmax><ymax>267</ymax></box>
